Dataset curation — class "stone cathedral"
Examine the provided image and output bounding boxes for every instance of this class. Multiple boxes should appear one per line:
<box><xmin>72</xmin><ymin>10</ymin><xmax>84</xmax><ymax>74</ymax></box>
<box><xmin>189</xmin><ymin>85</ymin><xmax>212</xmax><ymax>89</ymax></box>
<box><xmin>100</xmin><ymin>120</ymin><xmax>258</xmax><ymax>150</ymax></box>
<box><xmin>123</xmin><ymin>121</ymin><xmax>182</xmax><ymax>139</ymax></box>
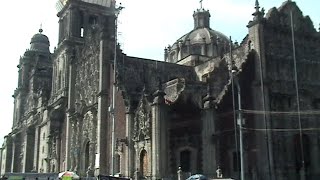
<box><xmin>1</xmin><ymin>0</ymin><xmax>320</xmax><ymax>179</ymax></box>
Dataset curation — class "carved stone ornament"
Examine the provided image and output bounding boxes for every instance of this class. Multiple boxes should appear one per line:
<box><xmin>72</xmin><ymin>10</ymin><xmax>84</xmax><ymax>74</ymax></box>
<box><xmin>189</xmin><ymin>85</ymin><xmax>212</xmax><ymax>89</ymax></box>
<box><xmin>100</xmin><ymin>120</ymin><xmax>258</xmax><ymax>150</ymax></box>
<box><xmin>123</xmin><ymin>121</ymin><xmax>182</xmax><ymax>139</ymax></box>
<box><xmin>163</xmin><ymin>78</ymin><xmax>185</xmax><ymax>105</ymax></box>
<box><xmin>133</xmin><ymin>97</ymin><xmax>151</xmax><ymax>141</ymax></box>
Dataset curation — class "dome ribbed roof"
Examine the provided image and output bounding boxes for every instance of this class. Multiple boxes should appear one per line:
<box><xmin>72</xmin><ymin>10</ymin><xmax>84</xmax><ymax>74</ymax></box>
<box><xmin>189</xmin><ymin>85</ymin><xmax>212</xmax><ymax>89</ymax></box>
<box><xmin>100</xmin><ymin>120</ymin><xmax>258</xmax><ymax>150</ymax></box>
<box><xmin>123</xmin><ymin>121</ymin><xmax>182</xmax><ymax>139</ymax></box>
<box><xmin>172</xmin><ymin>27</ymin><xmax>229</xmax><ymax>49</ymax></box>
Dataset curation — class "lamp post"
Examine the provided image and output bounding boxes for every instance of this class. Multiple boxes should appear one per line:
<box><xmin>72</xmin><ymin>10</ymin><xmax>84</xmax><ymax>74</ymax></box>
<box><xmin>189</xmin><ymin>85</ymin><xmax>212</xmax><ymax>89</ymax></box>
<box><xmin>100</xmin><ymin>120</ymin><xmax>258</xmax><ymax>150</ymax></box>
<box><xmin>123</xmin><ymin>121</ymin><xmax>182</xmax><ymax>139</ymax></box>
<box><xmin>232</xmin><ymin>69</ymin><xmax>245</xmax><ymax>180</ymax></box>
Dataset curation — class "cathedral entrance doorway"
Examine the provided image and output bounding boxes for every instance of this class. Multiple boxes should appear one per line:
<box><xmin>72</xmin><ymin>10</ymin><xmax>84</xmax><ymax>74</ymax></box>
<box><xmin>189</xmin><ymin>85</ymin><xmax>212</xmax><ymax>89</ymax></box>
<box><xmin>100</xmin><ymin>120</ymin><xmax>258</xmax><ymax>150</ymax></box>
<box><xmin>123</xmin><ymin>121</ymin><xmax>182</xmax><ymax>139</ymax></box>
<box><xmin>180</xmin><ymin>149</ymin><xmax>191</xmax><ymax>172</ymax></box>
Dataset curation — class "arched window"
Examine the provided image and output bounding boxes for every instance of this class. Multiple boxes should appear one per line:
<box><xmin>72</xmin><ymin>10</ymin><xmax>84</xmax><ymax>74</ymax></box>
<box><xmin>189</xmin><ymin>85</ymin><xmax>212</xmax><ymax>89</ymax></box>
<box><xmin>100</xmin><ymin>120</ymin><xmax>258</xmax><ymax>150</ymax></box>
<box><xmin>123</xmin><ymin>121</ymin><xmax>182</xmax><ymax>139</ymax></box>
<box><xmin>84</xmin><ymin>141</ymin><xmax>90</xmax><ymax>170</ymax></box>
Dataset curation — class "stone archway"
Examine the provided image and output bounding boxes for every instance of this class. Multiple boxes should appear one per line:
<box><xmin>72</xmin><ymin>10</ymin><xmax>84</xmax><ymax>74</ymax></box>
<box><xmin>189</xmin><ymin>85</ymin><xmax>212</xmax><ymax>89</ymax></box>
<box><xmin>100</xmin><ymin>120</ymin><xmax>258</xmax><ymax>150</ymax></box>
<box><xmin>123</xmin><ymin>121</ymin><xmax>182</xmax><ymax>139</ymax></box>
<box><xmin>176</xmin><ymin>147</ymin><xmax>197</xmax><ymax>174</ymax></box>
<box><xmin>140</xmin><ymin>149</ymin><xmax>148</xmax><ymax>177</ymax></box>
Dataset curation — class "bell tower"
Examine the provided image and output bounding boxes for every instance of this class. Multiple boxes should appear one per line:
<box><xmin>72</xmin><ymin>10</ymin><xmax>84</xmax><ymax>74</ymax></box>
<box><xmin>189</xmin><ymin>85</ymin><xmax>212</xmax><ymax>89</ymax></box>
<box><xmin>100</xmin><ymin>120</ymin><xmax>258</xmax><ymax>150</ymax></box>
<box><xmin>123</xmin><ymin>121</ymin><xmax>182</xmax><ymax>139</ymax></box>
<box><xmin>56</xmin><ymin>0</ymin><xmax>115</xmax><ymax>43</ymax></box>
<box><xmin>51</xmin><ymin>0</ymin><xmax>116</xmax><ymax>172</ymax></box>
<box><xmin>51</xmin><ymin>0</ymin><xmax>115</xmax><ymax>101</ymax></box>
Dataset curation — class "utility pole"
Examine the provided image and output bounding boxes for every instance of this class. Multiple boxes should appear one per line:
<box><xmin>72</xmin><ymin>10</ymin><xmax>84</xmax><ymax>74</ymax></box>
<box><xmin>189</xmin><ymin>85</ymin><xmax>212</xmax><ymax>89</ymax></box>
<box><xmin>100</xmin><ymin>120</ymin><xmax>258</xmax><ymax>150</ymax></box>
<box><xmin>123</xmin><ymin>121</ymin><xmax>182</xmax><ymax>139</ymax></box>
<box><xmin>232</xmin><ymin>69</ymin><xmax>245</xmax><ymax>180</ymax></box>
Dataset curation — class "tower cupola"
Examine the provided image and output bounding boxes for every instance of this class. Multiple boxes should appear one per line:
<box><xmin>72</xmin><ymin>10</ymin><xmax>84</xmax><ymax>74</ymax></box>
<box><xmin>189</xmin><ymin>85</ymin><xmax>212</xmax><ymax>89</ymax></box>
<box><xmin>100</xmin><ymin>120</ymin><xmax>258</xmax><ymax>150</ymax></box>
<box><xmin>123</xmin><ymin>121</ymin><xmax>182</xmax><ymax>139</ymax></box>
<box><xmin>30</xmin><ymin>28</ymin><xmax>50</xmax><ymax>53</ymax></box>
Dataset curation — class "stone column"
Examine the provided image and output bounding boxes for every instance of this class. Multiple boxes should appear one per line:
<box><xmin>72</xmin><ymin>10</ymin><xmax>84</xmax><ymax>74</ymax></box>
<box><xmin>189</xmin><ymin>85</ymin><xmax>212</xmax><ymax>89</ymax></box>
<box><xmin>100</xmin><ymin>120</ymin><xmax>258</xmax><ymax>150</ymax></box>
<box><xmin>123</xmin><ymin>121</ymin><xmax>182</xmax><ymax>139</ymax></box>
<box><xmin>125</xmin><ymin>106</ymin><xmax>134</xmax><ymax>177</ymax></box>
<box><xmin>33</xmin><ymin>127</ymin><xmax>40</xmax><ymax>172</ymax></box>
<box><xmin>56</xmin><ymin>130</ymin><xmax>61</xmax><ymax>172</ymax></box>
<box><xmin>70</xmin><ymin>117</ymin><xmax>77</xmax><ymax>171</ymax></box>
<box><xmin>74</xmin><ymin>116</ymin><xmax>82</xmax><ymax>172</ymax></box>
<box><xmin>178</xmin><ymin>41</ymin><xmax>182</xmax><ymax>60</ymax></box>
<box><xmin>201</xmin><ymin>92</ymin><xmax>217</xmax><ymax>177</ymax></box>
<box><xmin>21</xmin><ymin>132</ymin><xmax>28</xmax><ymax>173</ymax></box>
<box><xmin>96</xmin><ymin>28</ymin><xmax>111</xmax><ymax>176</ymax></box>
<box><xmin>65</xmin><ymin>112</ymin><xmax>72</xmax><ymax>171</ymax></box>
<box><xmin>151</xmin><ymin>88</ymin><xmax>167</xmax><ymax>180</ymax></box>
<box><xmin>10</xmin><ymin>140</ymin><xmax>15</xmax><ymax>172</ymax></box>
<box><xmin>67</xmin><ymin>48</ymin><xmax>76</xmax><ymax>112</ymax></box>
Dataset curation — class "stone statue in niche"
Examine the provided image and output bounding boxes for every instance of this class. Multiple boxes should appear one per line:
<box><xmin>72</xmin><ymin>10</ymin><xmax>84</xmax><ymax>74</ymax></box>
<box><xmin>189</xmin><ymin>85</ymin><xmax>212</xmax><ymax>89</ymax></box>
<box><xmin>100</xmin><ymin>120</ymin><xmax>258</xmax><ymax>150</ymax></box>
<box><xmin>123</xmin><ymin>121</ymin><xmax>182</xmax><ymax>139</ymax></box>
<box><xmin>51</xmin><ymin>137</ymin><xmax>57</xmax><ymax>158</ymax></box>
<box><xmin>142</xmin><ymin>112</ymin><xmax>151</xmax><ymax>139</ymax></box>
<box><xmin>132</xmin><ymin>116</ymin><xmax>139</xmax><ymax>141</ymax></box>
<box><xmin>216</xmin><ymin>166</ymin><xmax>223</xmax><ymax>178</ymax></box>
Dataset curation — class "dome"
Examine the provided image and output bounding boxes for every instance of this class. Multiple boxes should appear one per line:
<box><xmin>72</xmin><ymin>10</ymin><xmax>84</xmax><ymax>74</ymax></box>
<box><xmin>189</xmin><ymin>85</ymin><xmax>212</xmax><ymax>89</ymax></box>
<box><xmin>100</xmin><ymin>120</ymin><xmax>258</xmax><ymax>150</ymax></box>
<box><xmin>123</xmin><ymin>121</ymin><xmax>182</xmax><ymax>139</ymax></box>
<box><xmin>172</xmin><ymin>28</ymin><xmax>229</xmax><ymax>49</ymax></box>
<box><xmin>165</xmin><ymin>8</ymin><xmax>230</xmax><ymax>64</ymax></box>
<box><xmin>30</xmin><ymin>29</ymin><xmax>50</xmax><ymax>53</ymax></box>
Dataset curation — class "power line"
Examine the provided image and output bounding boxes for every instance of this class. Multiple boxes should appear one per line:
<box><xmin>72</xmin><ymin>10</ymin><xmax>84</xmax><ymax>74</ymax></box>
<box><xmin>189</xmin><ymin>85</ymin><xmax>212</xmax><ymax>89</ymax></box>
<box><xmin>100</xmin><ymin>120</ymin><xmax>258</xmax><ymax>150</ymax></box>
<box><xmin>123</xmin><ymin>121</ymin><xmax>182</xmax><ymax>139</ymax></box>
<box><xmin>241</xmin><ymin>109</ymin><xmax>320</xmax><ymax>116</ymax></box>
<box><xmin>242</xmin><ymin>127</ymin><xmax>320</xmax><ymax>132</ymax></box>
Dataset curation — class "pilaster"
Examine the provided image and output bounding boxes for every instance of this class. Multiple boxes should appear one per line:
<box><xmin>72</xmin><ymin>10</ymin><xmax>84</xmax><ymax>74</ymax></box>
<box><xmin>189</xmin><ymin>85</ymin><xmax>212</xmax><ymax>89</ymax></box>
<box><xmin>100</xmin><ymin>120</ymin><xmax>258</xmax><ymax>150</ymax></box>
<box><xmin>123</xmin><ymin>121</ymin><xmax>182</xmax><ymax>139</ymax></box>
<box><xmin>65</xmin><ymin>112</ymin><xmax>72</xmax><ymax>171</ymax></box>
<box><xmin>151</xmin><ymin>88</ymin><xmax>168</xmax><ymax>180</ymax></box>
<box><xmin>33</xmin><ymin>127</ymin><xmax>40</xmax><ymax>172</ymax></box>
<box><xmin>201</xmin><ymin>92</ymin><xmax>217</xmax><ymax>176</ymax></box>
<box><xmin>70</xmin><ymin>116</ymin><xmax>77</xmax><ymax>171</ymax></box>
<box><xmin>125</xmin><ymin>105</ymin><xmax>134</xmax><ymax>177</ymax></box>
<box><xmin>11</xmin><ymin>135</ymin><xmax>20</xmax><ymax>172</ymax></box>
<box><xmin>96</xmin><ymin>29</ymin><xmax>111</xmax><ymax>176</ymax></box>
<box><xmin>67</xmin><ymin>48</ymin><xmax>76</xmax><ymax>113</ymax></box>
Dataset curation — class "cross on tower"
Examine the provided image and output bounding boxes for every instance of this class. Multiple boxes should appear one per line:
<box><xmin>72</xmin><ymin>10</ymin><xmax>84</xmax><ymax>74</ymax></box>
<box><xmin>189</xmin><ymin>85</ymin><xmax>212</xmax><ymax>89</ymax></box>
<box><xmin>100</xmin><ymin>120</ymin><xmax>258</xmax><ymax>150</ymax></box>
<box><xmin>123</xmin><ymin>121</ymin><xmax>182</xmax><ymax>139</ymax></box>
<box><xmin>39</xmin><ymin>23</ymin><xmax>43</xmax><ymax>34</ymax></box>
<box><xmin>200</xmin><ymin>0</ymin><xmax>204</xmax><ymax>9</ymax></box>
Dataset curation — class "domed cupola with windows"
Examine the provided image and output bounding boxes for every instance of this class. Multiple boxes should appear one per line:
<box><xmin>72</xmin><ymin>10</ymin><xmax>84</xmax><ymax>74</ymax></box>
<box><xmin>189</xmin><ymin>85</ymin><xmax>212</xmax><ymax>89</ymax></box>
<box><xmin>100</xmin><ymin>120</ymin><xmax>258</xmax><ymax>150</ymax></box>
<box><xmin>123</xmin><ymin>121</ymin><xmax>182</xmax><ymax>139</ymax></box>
<box><xmin>165</xmin><ymin>3</ymin><xmax>230</xmax><ymax>65</ymax></box>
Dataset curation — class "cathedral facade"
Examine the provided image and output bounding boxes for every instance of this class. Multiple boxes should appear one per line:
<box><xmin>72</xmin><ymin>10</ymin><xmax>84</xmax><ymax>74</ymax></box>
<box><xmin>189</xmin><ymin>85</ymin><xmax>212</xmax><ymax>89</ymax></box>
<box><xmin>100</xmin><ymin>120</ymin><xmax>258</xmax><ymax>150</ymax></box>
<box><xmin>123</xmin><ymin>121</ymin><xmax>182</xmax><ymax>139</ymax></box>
<box><xmin>1</xmin><ymin>0</ymin><xmax>320</xmax><ymax>179</ymax></box>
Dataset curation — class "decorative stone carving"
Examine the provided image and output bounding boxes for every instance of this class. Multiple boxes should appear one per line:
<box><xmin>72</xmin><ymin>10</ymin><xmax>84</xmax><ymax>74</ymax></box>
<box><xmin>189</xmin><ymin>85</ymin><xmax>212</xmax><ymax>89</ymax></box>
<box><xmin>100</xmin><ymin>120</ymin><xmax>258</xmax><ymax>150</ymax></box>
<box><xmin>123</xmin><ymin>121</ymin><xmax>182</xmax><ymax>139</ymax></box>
<box><xmin>163</xmin><ymin>78</ymin><xmax>185</xmax><ymax>105</ymax></box>
<box><xmin>75</xmin><ymin>28</ymin><xmax>100</xmax><ymax>107</ymax></box>
<box><xmin>133</xmin><ymin>97</ymin><xmax>152</xmax><ymax>141</ymax></box>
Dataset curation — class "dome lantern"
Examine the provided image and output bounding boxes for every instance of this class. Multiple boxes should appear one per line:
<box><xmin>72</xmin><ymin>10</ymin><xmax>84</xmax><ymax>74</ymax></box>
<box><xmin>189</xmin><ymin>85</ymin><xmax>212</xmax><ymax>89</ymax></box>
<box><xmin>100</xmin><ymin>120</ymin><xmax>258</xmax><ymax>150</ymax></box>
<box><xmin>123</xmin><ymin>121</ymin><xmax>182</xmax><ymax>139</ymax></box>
<box><xmin>193</xmin><ymin>8</ymin><xmax>210</xmax><ymax>29</ymax></box>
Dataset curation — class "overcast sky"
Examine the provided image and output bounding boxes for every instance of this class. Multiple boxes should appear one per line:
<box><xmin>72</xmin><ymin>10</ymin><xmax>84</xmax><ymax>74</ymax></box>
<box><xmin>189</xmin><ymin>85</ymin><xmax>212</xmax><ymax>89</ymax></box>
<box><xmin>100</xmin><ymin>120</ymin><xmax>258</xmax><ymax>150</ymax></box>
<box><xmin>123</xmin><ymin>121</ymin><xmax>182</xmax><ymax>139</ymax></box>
<box><xmin>0</xmin><ymin>0</ymin><xmax>319</xmax><ymax>145</ymax></box>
